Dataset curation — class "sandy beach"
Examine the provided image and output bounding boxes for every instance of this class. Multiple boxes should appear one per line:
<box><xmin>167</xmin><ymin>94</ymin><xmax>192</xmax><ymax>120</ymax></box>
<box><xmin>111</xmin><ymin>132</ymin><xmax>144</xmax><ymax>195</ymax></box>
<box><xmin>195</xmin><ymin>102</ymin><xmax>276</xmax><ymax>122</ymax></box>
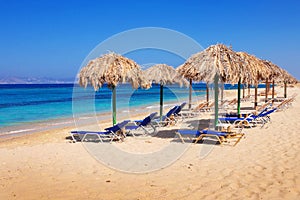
<box><xmin>0</xmin><ymin>86</ymin><xmax>300</xmax><ymax>200</ymax></box>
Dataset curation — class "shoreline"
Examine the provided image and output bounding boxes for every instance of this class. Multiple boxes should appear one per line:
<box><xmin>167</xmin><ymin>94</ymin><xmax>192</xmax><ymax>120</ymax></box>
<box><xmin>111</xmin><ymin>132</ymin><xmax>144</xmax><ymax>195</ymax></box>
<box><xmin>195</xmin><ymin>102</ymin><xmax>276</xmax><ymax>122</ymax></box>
<box><xmin>0</xmin><ymin>98</ymin><xmax>183</xmax><ymax>140</ymax></box>
<box><xmin>0</xmin><ymin>85</ymin><xmax>283</xmax><ymax>140</ymax></box>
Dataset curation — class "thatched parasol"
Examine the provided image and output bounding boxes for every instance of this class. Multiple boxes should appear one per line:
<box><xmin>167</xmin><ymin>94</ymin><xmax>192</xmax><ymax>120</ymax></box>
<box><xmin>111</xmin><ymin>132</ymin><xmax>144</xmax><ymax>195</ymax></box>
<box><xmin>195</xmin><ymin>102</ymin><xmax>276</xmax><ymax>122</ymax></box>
<box><xmin>236</xmin><ymin>52</ymin><xmax>274</xmax><ymax>108</ymax></box>
<box><xmin>78</xmin><ymin>52</ymin><xmax>149</xmax><ymax>125</ymax></box>
<box><xmin>144</xmin><ymin>64</ymin><xmax>188</xmax><ymax>120</ymax></box>
<box><xmin>262</xmin><ymin>60</ymin><xmax>298</xmax><ymax>98</ymax></box>
<box><xmin>177</xmin><ymin>44</ymin><xmax>251</xmax><ymax>84</ymax></box>
<box><xmin>234</xmin><ymin>53</ymin><xmax>297</xmax><ymax>105</ymax></box>
<box><xmin>177</xmin><ymin>44</ymin><xmax>253</xmax><ymax>127</ymax></box>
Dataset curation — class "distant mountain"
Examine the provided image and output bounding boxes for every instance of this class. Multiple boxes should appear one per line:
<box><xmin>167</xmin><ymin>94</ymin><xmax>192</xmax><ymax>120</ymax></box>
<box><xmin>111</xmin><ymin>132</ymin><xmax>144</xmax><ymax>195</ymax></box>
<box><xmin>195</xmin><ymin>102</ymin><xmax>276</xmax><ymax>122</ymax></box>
<box><xmin>0</xmin><ymin>76</ymin><xmax>76</xmax><ymax>84</ymax></box>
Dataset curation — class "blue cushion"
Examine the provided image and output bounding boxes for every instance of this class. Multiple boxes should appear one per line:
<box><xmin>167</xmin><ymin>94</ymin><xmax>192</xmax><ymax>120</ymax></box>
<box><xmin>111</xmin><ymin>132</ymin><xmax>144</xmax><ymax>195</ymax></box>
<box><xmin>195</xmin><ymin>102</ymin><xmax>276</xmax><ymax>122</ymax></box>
<box><xmin>202</xmin><ymin>129</ymin><xmax>227</xmax><ymax>137</ymax></box>
<box><xmin>125</xmin><ymin>125</ymin><xmax>139</xmax><ymax>130</ymax></box>
<box><xmin>166</xmin><ymin>106</ymin><xmax>179</xmax><ymax>117</ymax></box>
<box><xmin>178</xmin><ymin>130</ymin><xmax>201</xmax><ymax>137</ymax></box>
<box><xmin>71</xmin><ymin>130</ymin><xmax>110</xmax><ymax>135</ymax></box>
<box><xmin>105</xmin><ymin>120</ymin><xmax>130</xmax><ymax>132</ymax></box>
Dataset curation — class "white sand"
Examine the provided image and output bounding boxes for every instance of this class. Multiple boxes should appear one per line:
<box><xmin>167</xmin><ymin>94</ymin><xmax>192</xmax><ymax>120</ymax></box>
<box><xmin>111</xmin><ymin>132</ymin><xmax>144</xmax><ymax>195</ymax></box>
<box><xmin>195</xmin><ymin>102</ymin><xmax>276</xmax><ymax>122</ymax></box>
<box><xmin>0</xmin><ymin>86</ymin><xmax>299</xmax><ymax>200</ymax></box>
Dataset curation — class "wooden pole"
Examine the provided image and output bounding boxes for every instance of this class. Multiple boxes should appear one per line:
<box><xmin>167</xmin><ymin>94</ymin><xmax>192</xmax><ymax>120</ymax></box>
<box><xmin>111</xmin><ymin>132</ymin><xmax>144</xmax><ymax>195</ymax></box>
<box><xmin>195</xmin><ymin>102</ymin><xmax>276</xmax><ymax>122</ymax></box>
<box><xmin>265</xmin><ymin>78</ymin><xmax>268</xmax><ymax>102</ymax></box>
<box><xmin>237</xmin><ymin>79</ymin><xmax>241</xmax><ymax>117</ymax></box>
<box><xmin>254</xmin><ymin>83</ymin><xmax>258</xmax><ymax>110</ymax></box>
<box><xmin>272</xmin><ymin>80</ymin><xmax>275</xmax><ymax>102</ymax></box>
<box><xmin>160</xmin><ymin>84</ymin><xmax>164</xmax><ymax>121</ymax></box>
<box><xmin>284</xmin><ymin>82</ymin><xmax>287</xmax><ymax>98</ymax></box>
<box><xmin>221</xmin><ymin>82</ymin><xmax>224</xmax><ymax>103</ymax></box>
<box><xmin>254</xmin><ymin>71</ymin><xmax>258</xmax><ymax>110</ymax></box>
<box><xmin>248</xmin><ymin>84</ymin><xmax>250</xmax><ymax>96</ymax></box>
<box><xmin>214</xmin><ymin>74</ymin><xmax>219</xmax><ymax>129</ymax></box>
<box><xmin>112</xmin><ymin>86</ymin><xmax>117</xmax><ymax>125</ymax></box>
<box><xmin>206</xmin><ymin>83</ymin><xmax>209</xmax><ymax>103</ymax></box>
<box><xmin>242</xmin><ymin>84</ymin><xmax>245</xmax><ymax>98</ymax></box>
<box><xmin>188</xmin><ymin>79</ymin><xmax>192</xmax><ymax>109</ymax></box>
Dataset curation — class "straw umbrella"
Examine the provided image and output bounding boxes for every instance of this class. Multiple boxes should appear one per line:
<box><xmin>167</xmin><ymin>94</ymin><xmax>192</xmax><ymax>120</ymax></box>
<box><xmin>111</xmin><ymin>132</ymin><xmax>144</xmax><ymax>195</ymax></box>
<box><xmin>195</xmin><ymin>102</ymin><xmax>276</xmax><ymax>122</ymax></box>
<box><xmin>236</xmin><ymin>52</ymin><xmax>272</xmax><ymax>109</ymax></box>
<box><xmin>78</xmin><ymin>52</ymin><xmax>149</xmax><ymax>125</ymax></box>
<box><xmin>281</xmin><ymin>69</ymin><xmax>298</xmax><ymax>98</ymax></box>
<box><xmin>262</xmin><ymin>60</ymin><xmax>298</xmax><ymax>99</ymax></box>
<box><xmin>261</xmin><ymin>60</ymin><xmax>284</xmax><ymax>101</ymax></box>
<box><xmin>177</xmin><ymin>44</ymin><xmax>251</xmax><ymax>128</ymax></box>
<box><xmin>144</xmin><ymin>64</ymin><xmax>188</xmax><ymax>120</ymax></box>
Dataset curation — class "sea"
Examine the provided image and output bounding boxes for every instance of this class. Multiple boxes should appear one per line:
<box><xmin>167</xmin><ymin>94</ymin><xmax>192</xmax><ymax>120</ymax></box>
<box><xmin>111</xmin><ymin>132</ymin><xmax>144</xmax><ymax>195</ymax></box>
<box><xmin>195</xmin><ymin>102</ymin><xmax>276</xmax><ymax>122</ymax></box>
<box><xmin>0</xmin><ymin>83</ymin><xmax>267</xmax><ymax>136</ymax></box>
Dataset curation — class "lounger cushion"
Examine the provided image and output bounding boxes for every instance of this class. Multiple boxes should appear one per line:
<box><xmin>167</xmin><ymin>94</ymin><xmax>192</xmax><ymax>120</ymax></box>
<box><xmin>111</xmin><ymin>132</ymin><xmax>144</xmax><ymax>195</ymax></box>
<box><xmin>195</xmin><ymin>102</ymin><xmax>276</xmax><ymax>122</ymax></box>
<box><xmin>125</xmin><ymin>125</ymin><xmax>139</xmax><ymax>130</ymax></box>
<box><xmin>201</xmin><ymin>129</ymin><xmax>227</xmax><ymax>137</ymax></box>
<box><xmin>70</xmin><ymin>130</ymin><xmax>110</xmax><ymax>135</ymax></box>
<box><xmin>177</xmin><ymin>130</ymin><xmax>201</xmax><ymax>137</ymax></box>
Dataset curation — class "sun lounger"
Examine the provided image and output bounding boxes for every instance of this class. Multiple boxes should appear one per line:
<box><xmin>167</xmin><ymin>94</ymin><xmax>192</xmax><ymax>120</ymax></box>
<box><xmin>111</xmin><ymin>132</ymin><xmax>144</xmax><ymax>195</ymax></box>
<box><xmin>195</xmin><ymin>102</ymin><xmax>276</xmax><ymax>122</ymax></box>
<box><xmin>223</xmin><ymin>98</ymin><xmax>237</xmax><ymax>108</ymax></box>
<box><xmin>180</xmin><ymin>101</ymin><xmax>208</xmax><ymax>118</ymax></box>
<box><xmin>176</xmin><ymin>129</ymin><xmax>244</xmax><ymax>146</ymax></box>
<box><xmin>125</xmin><ymin>112</ymin><xmax>157</xmax><ymax>136</ymax></box>
<box><xmin>172</xmin><ymin>102</ymin><xmax>187</xmax><ymax>120</ymax></box>
<box><xmin>70</xmin><ymin>120</ymin><xmax>130</xmax><ymax>143</ymax></box>
<box><xmin>194</xmin><ymin>102</ymin><xmax>209</xmax><ymax>110</ymax></box>
<box><xmin>219</xmin><ymin>106</ymin><xmax>271</xmax><ymax>128</ymax></box>
<box><xmin>220</xmin><ymin>99</ymin><xmax>229</xmax><ymax>106</ymax></box>
<box><xmin>152</xmin><ymin>106</ymin><xmax>179</xmax><ymax>127</ymax></box>
<box><xmin>241</xmin><ymin>94</ymin><xmax>252</xmax><ymax>102</ymax></box>
<box><xmin>241</xmin><ymin>107</ymin><xmax>277</xmax><ymax>128</ymax></box>
<box><xmin>274</xmin><ymin>97</ymin><xmax>295</xmax><ymax>111</ymax></box>
<box><xmin>256</xmin><ymin>99</ymin><xmax>273</xmax><ymax>111</ymax></box>
<box><xmin>199</xmin><ymin>102</ymin><xmax>215</xmax><ymax>112</ymax></box>
<box><xmin>132</xmin><ymin>112</ymin><xmax>157</xmax><ymax>124</ymax></box>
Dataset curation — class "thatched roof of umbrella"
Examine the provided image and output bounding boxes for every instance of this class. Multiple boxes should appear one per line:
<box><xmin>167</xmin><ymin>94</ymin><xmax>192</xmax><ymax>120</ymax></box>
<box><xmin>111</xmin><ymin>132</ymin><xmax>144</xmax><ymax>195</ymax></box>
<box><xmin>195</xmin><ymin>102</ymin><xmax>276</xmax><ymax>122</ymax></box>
<box><xmin>282</xmin><ymin>69</ymin><xmax>298</xmax><ymax>84</ymax></box>
<box><xmin>262</xmin><ymin>60</ymin><xmax>298</xmax><ymax>84</ymax></box>
<box><xmin>236</xmin><ymin>52</ymin><xmax>272</xmax><ymax>83</ymax></box>
<box><xmin>78</xmin><ymin>52</ymin><xmax>149</xmax><ymax>91</ymax></box>
<box><xmin>144</xmin><ymin>64</ymin><xmax>189</xmax><ymax>86</ymax></box>
<box><xmin>144</xmin><ymin>64</ymin><xmax>189</xmax><ymax>119</ymax></box>
<box><xmin>176</xmin><ymin>44</ymin><xmax>251</xmax><ymax>84</ymax></box>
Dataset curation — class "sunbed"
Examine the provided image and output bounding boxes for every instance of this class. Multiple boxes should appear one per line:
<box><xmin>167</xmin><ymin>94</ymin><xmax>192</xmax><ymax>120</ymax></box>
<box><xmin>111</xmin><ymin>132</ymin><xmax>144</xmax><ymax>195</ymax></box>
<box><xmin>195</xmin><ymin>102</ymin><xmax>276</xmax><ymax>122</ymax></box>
<box><xmin>219</xmin><ymin>107</ymin><xmax>270</xmax><ymax>127</ymax></box>
<box><xmin>179</xmin><ymin>101</ymin><xmax>208</xmax><ymax>118</ymax></box>
<box><xmin>219</xmin><ymin>106</ymin><xmax>276</xmax><ymax>128</ymax></box>
<box><xmin>70</xmin><ymin>120</ymin><xmax>130</xmax><ymax>143</ymax></box>
<box><xmin>172</xmin><ymin>102</ymin><xmax>187</xmax><ymax>120</ymax></box>
<box><xmin>125</xmin><ymin>112</ymin><xmax>157</xmax><ymax>136</ymax></box>
<box><xmin>175</xmin><ymin>128</ymin><xmax>244</xmax><ymax>146</ymax></box>
<box><xmin>151</xmin><ymin>106</ymin><xmax>179</xmax><ymax>127</ymax></box>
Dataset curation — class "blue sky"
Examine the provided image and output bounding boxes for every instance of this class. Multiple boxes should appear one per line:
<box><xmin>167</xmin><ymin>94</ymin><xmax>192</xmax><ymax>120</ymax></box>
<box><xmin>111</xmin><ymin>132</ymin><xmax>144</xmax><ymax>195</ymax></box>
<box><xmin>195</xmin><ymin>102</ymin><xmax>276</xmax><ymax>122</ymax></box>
<box><xmin>0</xmin><ymin>0</ymin><xmax>299</xmax><ymax>79</ymax></box>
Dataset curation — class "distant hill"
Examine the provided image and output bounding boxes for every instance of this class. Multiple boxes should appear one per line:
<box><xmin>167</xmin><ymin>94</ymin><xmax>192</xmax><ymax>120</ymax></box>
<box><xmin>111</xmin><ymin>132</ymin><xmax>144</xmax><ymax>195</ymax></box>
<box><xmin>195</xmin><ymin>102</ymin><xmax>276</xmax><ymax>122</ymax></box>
<box><xmin>0</xmin><ymin>76</ymin><xmax>75</xmax><ymax>84</ymax></box>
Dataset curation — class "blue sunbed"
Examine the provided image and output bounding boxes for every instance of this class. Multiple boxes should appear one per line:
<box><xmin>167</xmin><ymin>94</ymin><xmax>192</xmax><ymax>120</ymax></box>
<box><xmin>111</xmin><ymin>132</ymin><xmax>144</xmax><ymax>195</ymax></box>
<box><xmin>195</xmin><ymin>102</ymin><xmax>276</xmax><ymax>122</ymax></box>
<box><xmin>70</xmin><ymin>120</ymin><xmax>130</xmax><ymax>143</ymax></box>
<box><xmin>125</xmin><ymin>112</ymin><xmax>157</xmax><ymax>136</ymax></box>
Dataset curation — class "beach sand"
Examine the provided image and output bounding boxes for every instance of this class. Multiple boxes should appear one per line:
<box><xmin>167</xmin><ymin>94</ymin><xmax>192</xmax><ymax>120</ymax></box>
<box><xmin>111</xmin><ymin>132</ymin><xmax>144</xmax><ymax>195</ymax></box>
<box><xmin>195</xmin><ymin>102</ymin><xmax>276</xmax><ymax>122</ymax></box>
<box><xmin>0</xmin><ymin>86</ymin><xmax>300</xmax><ymax>200</ymax></box>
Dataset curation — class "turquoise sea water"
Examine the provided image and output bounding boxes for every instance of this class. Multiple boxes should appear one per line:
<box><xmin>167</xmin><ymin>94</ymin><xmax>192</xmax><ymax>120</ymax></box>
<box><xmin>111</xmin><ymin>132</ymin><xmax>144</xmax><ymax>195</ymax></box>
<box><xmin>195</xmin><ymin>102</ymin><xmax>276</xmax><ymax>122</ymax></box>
<box><xmin>0</xmin><ymin>83</ymin><xmax>266</xmax><ymax>128</ymax></box>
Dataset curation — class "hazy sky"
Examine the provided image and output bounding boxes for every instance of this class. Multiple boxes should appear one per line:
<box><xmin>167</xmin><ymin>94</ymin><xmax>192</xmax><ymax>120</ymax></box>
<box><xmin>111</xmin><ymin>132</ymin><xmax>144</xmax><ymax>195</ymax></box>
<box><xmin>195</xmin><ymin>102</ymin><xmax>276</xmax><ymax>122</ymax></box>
<box><xmin>0</xmin><ymin>0</ymin><xmax>299</xmax><ymax>79</ymax></box>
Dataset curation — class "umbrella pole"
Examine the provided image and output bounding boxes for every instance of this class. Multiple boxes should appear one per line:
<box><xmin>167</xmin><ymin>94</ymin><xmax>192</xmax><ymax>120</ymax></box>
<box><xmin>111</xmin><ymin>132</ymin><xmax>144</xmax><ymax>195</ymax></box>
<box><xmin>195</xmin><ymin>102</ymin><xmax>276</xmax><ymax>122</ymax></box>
<box><xmin>272</xmin><ymin>80</ymin><xmax>275</xmax><ymax>102</ymax></box>
<box><xmin>254</xmin><ymin>83</ymin><xmax>258</xmax><ymax>110</ymax></box>
<box><xmin>189</xmin><ymin>79</ymin><xmax>192</xmax><ymax>109</ymax></box>
<box><xmin>160</xmin><ymin>84</ymin><xmax>164</xmax><ymax>121</ymax></box>
<box><xmin>254</xmin><ymin>72</ymin><xmax>259</xmax><ymax>110</ymax></box>
<box><xmin>242</xmin><ymin>84</ymin><xmax>245</xmax><ymax>99</ymax></box>
<box><xmin>214</xmin><ymin>75</ymin><xmax>219</xmax><ymax>129</ymax></box>
<box><xmin>248</xmin><ymin>84</ymin><xmax>250</xmax><ymax>96</ymax></box>
<box><xmin>206</xmin><ymin>83</ymin><xmax>209</xmax><ymax>103</ymax></box>
<box><xmin>265</xmin><ymin>78</ymin><xmax>268</xmax><ymax>102</ymax></box>
<box><xmin>112</xmin><ymin>86</ymin><xmax>117</xmax><ymax>125</ymax></box>
<box><xmin>221</xmin><ymin>81</ymin><xmax>224</xmax><ymax>103</ymax></box>
<box><xmin>284</xmin><ymin>81</ymin><xmax>287</xmax><ymax>98</ymax></box>
<box><xmin>237</xmin><ymin>79</ymin><xmax>241</xmax><ymax>118</ymax></box>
